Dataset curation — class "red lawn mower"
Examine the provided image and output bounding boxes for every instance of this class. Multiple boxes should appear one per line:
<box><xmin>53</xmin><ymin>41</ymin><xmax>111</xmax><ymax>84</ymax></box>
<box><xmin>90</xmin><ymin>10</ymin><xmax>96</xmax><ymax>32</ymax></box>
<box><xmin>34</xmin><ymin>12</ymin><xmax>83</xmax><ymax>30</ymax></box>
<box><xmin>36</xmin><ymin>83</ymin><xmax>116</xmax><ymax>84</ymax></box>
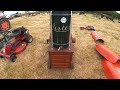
<box><xmin>0</xmin><ymin>26</ymin><xmax>33</xmax><ymax>62</ymax></box>
<box><xmin>0</xmin><ymin>18</ymin><xmax>11</xmax><ymax>31</ymax></box>
<box><xmin>0</xmin><ymin>11</ymin><xmax>11</xmax><ymax>31</ymax></box>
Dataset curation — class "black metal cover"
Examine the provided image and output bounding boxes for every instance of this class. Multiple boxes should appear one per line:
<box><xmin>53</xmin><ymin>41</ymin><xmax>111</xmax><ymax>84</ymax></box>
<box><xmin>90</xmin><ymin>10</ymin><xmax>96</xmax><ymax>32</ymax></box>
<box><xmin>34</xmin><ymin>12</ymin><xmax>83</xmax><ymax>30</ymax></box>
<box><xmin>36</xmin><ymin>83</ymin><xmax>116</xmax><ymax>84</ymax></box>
<box><xmin>51</xmin><ymin>11</ymin><xmax>71</xmax><ymax>48</ymax></box>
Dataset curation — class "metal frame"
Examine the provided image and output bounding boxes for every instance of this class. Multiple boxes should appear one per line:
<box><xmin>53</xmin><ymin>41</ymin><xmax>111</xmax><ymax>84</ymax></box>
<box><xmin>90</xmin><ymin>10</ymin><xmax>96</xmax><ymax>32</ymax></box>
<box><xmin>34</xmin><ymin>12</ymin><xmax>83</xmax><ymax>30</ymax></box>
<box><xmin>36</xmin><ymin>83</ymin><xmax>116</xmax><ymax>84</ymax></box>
<box><xmin>50</xmin><ymin>11</ymin><xmax>53</xmax><ymax>48</ymax></box>
<box><xmin>69</xmin><ymin>11</ymin><xmax>72</xmax><ymax>49</ymax></box>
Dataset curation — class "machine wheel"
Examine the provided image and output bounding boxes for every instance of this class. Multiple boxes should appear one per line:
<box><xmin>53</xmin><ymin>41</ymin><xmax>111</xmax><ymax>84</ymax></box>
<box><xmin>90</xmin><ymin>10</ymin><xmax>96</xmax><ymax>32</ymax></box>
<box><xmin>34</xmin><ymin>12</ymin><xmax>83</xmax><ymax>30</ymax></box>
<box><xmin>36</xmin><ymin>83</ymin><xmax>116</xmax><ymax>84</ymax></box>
<box><xmin>0</xmin><ymin>18</ymin><xmax>11</xmax><ymax>31</ymax></box>
<box><xmin>10</xmin><ymin>55</ymin><xmax>17</xmax><ymax>62</ymax></box>
<box><xmin>25</xmin><ymin>34</ymin><xmax>33</xmax><ymax>43</ymax></box>
<box><xmin>72</xmin><ymin>37</ymin><xmax>76</xmax><ymax>43</ymax></box>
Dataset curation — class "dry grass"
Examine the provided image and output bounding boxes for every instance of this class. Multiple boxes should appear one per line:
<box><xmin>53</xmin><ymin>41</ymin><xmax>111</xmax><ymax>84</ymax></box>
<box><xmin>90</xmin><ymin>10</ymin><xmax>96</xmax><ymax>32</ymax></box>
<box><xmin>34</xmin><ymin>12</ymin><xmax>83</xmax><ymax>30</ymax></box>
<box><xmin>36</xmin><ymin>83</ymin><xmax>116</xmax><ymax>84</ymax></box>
<box><xmin>0</xmin><ymin>13</ymin><xmax>119</xmax><ymax>79</ymax></box>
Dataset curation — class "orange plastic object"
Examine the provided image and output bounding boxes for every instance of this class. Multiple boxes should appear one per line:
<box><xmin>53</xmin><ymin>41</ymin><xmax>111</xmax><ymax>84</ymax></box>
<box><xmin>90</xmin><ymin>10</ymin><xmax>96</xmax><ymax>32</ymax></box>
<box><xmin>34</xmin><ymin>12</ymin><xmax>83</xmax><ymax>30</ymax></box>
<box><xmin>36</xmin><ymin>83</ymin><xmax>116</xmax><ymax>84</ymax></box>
<box><xmin>91</xmin><ymin>31</ymin><xmax>104</xmax><ymax>43</ymax></box>
<box><xmin>96</xmin><ymin>44</ymin><xmax>120</xmax><ymax>63</ymax></box>
<box><xmin>102</xmin><ymin>58</ymin><xmax>120</xmax><ymax>79</ymax></box>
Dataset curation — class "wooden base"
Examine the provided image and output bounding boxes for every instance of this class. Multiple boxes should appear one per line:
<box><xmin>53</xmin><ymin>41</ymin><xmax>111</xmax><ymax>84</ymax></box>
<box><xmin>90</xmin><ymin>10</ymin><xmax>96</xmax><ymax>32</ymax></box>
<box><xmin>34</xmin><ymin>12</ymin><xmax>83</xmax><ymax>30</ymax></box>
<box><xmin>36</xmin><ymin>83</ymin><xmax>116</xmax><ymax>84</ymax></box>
<box><xmin>48</xmin><ymin>40</ymin><xmax>74</xmax><ymax>69</ymax></box>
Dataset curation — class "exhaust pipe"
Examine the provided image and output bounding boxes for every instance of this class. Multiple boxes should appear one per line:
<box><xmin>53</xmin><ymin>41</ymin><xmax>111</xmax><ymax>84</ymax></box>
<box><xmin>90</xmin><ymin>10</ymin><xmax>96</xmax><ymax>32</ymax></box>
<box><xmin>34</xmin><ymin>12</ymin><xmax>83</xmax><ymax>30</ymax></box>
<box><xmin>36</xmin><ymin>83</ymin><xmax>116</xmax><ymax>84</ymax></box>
<box><xmin>96</xmin><ymin>44</ymin><xmax>120</xmax><ymax>63</ymax></box>
<box><xmin>91</xmin><ymin>31</ymin><xmax>104</xmax><ymax>43</ymax></box>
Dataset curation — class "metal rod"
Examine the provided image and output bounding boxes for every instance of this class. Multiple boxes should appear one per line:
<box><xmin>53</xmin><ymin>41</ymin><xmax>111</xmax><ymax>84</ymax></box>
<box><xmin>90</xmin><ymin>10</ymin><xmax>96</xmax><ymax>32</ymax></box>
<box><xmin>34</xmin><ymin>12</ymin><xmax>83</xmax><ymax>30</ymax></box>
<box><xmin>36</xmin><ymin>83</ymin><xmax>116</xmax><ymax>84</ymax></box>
<box><xmin>69</xmin><ymin>11</ymin><xmax>72</xmax><ymax>48</ymax></box>
<box><xmin>50</xmin><ymin>11</ymin><xmax>53</xmax><ymax>48</ymax></box>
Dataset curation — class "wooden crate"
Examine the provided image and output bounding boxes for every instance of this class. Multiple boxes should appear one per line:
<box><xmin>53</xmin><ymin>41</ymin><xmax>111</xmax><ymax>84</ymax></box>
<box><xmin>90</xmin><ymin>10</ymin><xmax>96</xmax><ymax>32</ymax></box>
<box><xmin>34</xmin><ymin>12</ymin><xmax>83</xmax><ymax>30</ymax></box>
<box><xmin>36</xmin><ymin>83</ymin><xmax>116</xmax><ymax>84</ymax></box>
<box><xmin>48</xmin><ymin>41</ymin><xmax>74</xmax><ymax>69</ymax></box>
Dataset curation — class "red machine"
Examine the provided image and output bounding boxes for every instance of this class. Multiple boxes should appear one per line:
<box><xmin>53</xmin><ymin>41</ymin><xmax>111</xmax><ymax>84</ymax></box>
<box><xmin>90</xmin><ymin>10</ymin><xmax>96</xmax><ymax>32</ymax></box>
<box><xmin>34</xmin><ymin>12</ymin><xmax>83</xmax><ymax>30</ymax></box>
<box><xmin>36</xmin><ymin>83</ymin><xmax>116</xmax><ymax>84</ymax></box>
<box><xmin>0</xmin><ymin>18</ymin><xmax>11</xmax><ymax>31</ymax></box>
<box><xmin>0</xmin><ymin>11</ymin><xmax>11</xmax><ymax>31</ymax></box>
<box><xmin>0</xmin><ymin>27</ymin><xmax>33</xmax><ymax>62</ymax></box>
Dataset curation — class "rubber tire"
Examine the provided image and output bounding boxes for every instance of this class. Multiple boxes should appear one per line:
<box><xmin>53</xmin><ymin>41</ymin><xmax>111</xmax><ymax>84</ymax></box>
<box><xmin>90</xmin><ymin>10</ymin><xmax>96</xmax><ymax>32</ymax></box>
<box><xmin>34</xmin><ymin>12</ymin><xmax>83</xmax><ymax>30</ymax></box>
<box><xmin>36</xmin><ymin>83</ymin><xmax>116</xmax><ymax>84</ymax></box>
<box><xmin>0</xmin><ymin>18</ymin><xmax>11</xmax><ymax>31</ymax></box>
<box><xmin>72</xmin><ymin>37</ymin><xmax>76</xmax><ymax>43</ymax></box>
<box><xmin>10</xmin><ymin>55</ymin><xmax>17</xmax><ymax>62</ymax></box>
<box><xmin>25</xmin><ymin>34</ymin><xmax>33</xmax><ymax>43</ymax></box>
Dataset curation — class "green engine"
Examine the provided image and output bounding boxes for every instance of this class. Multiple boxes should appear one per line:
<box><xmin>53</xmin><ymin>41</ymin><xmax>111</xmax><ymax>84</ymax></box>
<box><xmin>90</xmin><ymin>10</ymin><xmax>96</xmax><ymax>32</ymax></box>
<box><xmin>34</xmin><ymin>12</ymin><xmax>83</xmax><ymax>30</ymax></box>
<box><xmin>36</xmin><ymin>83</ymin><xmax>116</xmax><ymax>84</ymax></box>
<box><xmin>50</xmin><ymin>11</ymin><xmax>72</xmax><ymax>49</ymax></box>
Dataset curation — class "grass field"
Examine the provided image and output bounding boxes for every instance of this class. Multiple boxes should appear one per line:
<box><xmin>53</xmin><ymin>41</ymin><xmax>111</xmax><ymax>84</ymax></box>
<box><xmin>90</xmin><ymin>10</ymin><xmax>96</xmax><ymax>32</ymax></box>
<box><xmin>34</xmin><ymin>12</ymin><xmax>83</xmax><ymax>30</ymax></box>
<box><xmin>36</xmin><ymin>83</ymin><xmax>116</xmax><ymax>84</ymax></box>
<box><xmin>0</xmin><ymin>13</ymin><xmax>119</xmax><ymax>79</ymax></box>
